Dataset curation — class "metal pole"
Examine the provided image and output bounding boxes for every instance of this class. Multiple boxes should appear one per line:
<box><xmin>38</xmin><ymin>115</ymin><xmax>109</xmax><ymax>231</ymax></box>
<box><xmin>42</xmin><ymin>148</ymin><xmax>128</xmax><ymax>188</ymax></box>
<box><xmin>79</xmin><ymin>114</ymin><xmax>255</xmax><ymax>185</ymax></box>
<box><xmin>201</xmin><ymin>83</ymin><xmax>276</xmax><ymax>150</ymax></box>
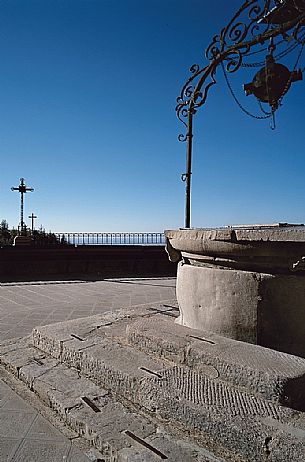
<box><xmin>20</xmin><ymin>190</ymin><xmax>24</xmax><ymax>234</ymax></box>
<box><xmin>185</xmin><ymin>106</ymin><xmax>193</xmax><ymax>228</ymax></box>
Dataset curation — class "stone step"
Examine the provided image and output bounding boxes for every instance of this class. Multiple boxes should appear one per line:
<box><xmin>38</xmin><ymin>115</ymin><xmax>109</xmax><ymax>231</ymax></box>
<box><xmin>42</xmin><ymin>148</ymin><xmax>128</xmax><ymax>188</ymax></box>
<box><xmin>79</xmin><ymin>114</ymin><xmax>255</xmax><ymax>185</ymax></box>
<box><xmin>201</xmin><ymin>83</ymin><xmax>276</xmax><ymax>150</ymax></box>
<box><xmin>0</xmin><ymin>337</ymin><xmax>225</xmax><ymax>462</ymax></box>
<box><xmin>126</xmin><ymin>315</ymin><xmax>305</xmax><ymax>410</ymax></box>
<box><xmin>28</xmin><ymin>311</ymin><xmax>305</xmax><ymax>461</ymax></box>
<box><xmin>32</xmin><ymin>308</ymin><xmax>305</xmax><ymax>410</ymax></box>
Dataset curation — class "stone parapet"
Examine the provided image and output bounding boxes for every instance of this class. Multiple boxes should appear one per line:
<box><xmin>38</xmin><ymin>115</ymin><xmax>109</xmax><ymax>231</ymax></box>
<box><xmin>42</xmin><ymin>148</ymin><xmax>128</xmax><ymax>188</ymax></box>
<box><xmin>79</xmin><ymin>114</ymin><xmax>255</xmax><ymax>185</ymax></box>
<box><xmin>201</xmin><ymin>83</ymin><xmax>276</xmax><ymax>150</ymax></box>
<box><xmin>0</xmin><ymin>245</ymin><xmax>176</xmax><ymax>281</ymax></box>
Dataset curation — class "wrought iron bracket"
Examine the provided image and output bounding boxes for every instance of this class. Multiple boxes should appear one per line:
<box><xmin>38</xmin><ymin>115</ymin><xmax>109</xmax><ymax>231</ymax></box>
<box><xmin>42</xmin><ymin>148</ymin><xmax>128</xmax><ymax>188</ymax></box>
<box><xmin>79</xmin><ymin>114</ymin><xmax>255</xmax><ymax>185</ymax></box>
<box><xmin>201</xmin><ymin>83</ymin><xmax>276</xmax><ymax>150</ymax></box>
<box><xmin>176</xmin><ymin>0</ymin><xmax>305</xmax><ymax>228</ymax></box>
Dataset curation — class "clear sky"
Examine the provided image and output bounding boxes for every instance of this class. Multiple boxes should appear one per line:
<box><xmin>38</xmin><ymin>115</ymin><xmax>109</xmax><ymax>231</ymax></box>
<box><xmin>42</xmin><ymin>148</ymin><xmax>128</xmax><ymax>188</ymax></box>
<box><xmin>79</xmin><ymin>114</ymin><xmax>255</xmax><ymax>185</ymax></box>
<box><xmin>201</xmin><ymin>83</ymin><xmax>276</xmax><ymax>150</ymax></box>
<box><xmin>0</xmin><ymin>0</ymin><xmax>304</xmax><ymax>232</ymax></box>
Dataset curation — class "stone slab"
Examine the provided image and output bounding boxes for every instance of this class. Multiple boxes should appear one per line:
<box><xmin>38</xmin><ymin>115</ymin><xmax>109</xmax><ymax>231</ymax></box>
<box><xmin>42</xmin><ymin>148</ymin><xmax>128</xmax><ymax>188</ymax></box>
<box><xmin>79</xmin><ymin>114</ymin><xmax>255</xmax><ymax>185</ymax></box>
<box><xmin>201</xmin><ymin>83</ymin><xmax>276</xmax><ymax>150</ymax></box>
<box><xmin>165</xmin><ymin>226</ymin><xmax>305</xmax><ymax>244</ymax></box>
<box><xmin>126</xmin><ymin>315</ymin><xmax>305</xmax><ymax>409</ymax></box>
<box><xmin>30</xmin><ymin>313</ymin><xmax>305</xmax><ymax>415</ymax></box>
<box><xmin>164</xmin><ymin>227</ymin><xmax>305</xmax><ymax>269</ymax></box>
<box><xmin>1</xmin><ymin>341</ymin><xmax>222</xmax><ymax>462</ymax></box>
<box><xmin>3</xmin><ymin>312</ymin><xmax>305</xmax><ymax>461</ymax></box>
<box><xmin>30</xmin><ymin>304</ymin><xmax>173</xmax><ymax>358</ymax></box>
<box><xmin>0</xmin><ymin>410</ymin><xmax>36</xmax><ymax>439</ymax></box>
<box><xmin>11</xmin><ymin>439</ymin><xmax>71</xmax><ymax>462</ymax></box>
<box><xmin>0</xmin><ymin>437</ymin><xmax>21</xmax><ymax>461</ymax></box>
<box><xmin>27</xmin><ymin>313</ymin><xmax>305</xmax><ymax>460</ymax></box>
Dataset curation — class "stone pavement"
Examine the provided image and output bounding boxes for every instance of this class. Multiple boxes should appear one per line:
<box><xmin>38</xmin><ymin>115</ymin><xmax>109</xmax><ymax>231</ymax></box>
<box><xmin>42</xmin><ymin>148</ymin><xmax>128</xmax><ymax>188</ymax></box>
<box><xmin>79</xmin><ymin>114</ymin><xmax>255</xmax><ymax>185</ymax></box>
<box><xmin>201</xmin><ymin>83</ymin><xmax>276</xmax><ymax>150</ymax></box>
<box><xmin>0</xmin><ymin>378</ymin><xmax>90</xmax><ymax>461</ymax></box>
<box><xmin>0</xmin><ymin>278</ymin><xmax>176</xmax><ymax>341</ymax></box>
<box><xmin>0</xmin><ymin>277</ymin><xmax>177</xmax><ymax>461</ymax></box>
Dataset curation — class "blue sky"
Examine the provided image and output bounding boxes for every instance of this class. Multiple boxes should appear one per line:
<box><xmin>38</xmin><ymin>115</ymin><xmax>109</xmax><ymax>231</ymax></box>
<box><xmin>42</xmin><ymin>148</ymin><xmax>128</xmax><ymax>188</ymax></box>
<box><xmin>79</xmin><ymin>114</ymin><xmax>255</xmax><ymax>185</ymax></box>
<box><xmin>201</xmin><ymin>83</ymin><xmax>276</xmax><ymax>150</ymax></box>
<box><xmin>0</xmin><ymin>0</ymin><xmax>304</xmax><ymax>232</ymax></box>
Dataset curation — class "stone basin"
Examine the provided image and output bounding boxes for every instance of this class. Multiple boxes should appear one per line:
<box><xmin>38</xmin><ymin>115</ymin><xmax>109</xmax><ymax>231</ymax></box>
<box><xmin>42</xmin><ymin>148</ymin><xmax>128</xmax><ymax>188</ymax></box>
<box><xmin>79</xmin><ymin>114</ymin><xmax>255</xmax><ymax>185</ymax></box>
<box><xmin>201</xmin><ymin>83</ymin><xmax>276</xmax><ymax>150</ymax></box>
<box><xmin>165</xmin><ymin>224</ymin><xmax>305</xmax><ymax>358</ymax></box>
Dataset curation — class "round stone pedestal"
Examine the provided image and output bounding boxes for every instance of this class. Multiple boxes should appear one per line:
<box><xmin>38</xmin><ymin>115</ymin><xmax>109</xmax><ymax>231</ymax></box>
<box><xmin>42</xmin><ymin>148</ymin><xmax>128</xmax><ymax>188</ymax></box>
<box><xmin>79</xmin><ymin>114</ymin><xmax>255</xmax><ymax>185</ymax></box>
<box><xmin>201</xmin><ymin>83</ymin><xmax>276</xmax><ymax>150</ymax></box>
<box><xmin>165</xmin><ymin>224</ymin><xmax>305</xmax><ymax>357</ymax></box>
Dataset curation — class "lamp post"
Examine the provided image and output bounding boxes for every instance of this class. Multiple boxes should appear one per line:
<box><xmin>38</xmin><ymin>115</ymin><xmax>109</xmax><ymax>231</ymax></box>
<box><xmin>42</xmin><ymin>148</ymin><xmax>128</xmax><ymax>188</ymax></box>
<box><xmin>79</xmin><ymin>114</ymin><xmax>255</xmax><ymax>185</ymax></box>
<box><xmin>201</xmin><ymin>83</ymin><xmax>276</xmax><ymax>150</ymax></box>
<box><xmin>176</xmin><ymin>0</ymin><xmax>305</xmax><ymax>228</ymax></box>
<box><xmin>11</xmin><ymin>178</ymin><xmax>34</xmax><ymax>235</ymax></box>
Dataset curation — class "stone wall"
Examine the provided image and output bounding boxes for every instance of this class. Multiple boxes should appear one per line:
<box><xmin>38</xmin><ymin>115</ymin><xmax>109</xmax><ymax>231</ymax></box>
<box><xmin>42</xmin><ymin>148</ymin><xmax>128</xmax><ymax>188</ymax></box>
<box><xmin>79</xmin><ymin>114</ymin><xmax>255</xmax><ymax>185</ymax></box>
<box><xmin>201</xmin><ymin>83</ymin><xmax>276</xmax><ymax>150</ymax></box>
<box><xmin>0</xmin><ymin>245</ymin><xmax>176</xmax><ymax>281</ymax></box>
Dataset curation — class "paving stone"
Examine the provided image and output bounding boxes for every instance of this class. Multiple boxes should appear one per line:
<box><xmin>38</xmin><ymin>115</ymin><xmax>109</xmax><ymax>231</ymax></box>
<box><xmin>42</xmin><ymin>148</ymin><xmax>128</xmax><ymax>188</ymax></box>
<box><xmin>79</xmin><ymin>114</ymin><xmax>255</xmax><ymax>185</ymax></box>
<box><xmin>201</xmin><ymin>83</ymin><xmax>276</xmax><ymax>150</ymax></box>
<box><xmin>1</xmin><ymin>392</ymin><xmax>36</xmax><ymax>412</ymax></box>
<box><xmin>0</xmin><ymin>278</ymin><xmax>176</xmax><ymax>342</ymax></box>
<box><xmin>0</xmin><ymin>437</ymin><xmax>21</xmax><ymax>461</ymax></box>
<box><xmin>0</xmin><ymin>337</ymin><xmax>29</xmax><ymax>355</ymax></box>
<box><xmin>10</xmin><ymin>439</ymin><xmax>71</xmax><ymax>462</ymax></box>
<box><xmin>0</xmin><ymin>410</ymin><xmax>36</xmax><ymax>439</ymax></box>
<box><xmin>27</xmin><ymin>413</ymin><xmax>69</xmax><ymax>441</ymax></box>
<box><xmin>0</xmin><ymin>380</ymin><xmax>13</xmax><ymax>408</ymax></box>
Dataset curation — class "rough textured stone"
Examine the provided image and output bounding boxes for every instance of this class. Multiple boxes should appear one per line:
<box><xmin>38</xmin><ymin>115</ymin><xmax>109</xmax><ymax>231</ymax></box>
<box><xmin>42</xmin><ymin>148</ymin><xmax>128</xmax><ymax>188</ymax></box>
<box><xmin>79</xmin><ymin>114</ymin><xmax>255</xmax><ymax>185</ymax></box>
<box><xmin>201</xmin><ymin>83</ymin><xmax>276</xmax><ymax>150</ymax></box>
<box><xmin>165</xmin><ymin>226</ymin><xmax>305</xmax><ymax>357</ymax></box>
<box><xmin>1</xmin><ymin>342</ymin><xmax>222</xmax><ymax>461</ymax></box>
<box><xmin>176</xmin><ymin>263</ymin><xmax>262</xmax><ymax>343</ymax></box>
<box><xmin>0</xmin><ymin>339</ymin><xmax>46</xmax><ymax>378</ymax></box>
<box><xmin>3</xmin><ymin>313</ymin><xmax>305</xmax><ymax>461</ymax></box>
<box><xmin>174</xmin><ymin>262</ymin><xmax>305</xmax><ymax>357</ymax></box>
<box><xmin>165</xmin><ymin>225</ymin><xmax>305</xmax><ymax>246</ymax></box>
<box><xmin>117</xmin><ymin>433</ymin><xmax>227</xmax><ymax>462</ymax></box>
<box><xmin>126</xmin><ymin>316</ymin><xmax>305</xmax><ymax>408</ymax></box>
<box><xmin>31</xmin><ymin>306</ymin><xmax>162</xmax><ymax>359</ymax></box>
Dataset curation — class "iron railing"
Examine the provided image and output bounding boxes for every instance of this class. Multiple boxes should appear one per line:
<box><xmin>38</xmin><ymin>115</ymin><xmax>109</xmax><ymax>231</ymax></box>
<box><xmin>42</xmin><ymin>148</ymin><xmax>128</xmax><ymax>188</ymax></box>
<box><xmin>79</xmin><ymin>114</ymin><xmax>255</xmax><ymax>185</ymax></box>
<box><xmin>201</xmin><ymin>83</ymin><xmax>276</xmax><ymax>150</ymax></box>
<box><xmin>54</xmin><ymin>232</ymin><xmax>166</xmax><ymax>246</ymax></box>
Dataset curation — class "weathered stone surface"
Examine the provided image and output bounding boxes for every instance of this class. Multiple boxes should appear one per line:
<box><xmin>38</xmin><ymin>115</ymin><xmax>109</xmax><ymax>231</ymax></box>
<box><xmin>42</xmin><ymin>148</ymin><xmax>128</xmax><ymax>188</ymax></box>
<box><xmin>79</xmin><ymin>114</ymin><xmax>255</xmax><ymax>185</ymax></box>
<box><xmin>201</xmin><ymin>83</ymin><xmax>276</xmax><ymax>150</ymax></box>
<box><xmin>3</xmin><ymin>312</ymin><xmax>305</xmax><ymax>461</ymax></box>
<box><xmin>1</xmin><ymin>342</ymin><xmax>222</xmax><ymax>461</ymax></box>
<box><xmin>118</xmin><ymin>433</ymin><xmax>227</xmax><ymax>462</ymax></box>
<box><xmin>31</xmin><ymin>313</ymin><xmax>305</xmax><ymax>411</ymax></box>
<box><xmin>175</xmin><ymin>262</ymin><xmax>305</xmax><ymax>357</ymax></box>
<box><xmin>29</xmin><ymin>314</ymin><xmax>305</xmax><ymax>460</ymax></box>
<box><xmin>0</xmin><ymin>338</ymin><xmax>46</xmax><ymax>378</ymax></box>
<box><xmin>165</xmin><ymin>226</ymin><xmax>305</xmax><ymax>358</ymax></box>
<box><xmin>165</xmin><ymin>225</ymin><xmax>305</xmax><ymax>246</ymax></box>
<box><xmin>126</xmin><ymin>316</ymin><xmax>305</xmax><ymax>409</ymax></box>
<box><xmin>257</xmin><ymin>275</ymin><xmax>305</xmax><ymax>357</ymax></box>
<box><xmin>31</xmin><ymin>305</ymin><xmax>165</xmax><ymax>358</ymax></box>
<box><xmin>175</xmin><ymin>263</ymin><xmax>262</xmax><ymax>343</ymax></box>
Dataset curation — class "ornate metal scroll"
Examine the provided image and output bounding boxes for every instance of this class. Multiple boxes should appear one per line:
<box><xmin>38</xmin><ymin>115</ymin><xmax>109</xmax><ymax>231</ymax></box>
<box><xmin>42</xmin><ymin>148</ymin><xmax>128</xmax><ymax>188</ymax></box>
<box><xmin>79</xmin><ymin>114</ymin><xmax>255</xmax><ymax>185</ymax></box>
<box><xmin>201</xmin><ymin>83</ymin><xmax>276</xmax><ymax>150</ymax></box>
<box><xmin>176</xmin><ymin>0</ymin><xmax>305</xmax><ymax>228</ymax></box>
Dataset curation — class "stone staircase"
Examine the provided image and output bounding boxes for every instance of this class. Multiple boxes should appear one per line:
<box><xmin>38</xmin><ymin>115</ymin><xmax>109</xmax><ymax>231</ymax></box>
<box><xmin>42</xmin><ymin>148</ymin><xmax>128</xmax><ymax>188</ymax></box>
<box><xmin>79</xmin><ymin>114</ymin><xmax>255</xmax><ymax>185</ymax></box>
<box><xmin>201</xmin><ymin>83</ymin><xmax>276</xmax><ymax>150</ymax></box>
<box><xmin>1</xmin><ymin>304</ymin><xmax>305</xmax><ymax>461</ymax></box>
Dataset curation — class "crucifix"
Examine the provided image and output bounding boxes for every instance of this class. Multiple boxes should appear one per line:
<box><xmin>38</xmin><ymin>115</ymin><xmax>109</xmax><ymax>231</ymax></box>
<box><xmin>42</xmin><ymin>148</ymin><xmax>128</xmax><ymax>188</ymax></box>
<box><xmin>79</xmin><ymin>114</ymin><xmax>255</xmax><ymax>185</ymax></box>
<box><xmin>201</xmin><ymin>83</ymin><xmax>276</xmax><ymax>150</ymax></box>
<box><xmin>28</xmin><ymin>213</ymin><xmax>37</xmax><ymax>232</ymax></box>
<box><xmin>11</xmin><ymin>178</ymin><xmax>34</xmax><ymax>234</ymax></box>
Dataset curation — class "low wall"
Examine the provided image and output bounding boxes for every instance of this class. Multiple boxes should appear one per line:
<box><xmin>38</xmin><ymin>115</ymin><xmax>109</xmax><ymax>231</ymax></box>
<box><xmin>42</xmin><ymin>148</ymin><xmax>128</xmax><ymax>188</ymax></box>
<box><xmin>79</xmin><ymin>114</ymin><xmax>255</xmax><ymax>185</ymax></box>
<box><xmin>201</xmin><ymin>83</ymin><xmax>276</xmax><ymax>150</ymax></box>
<box><xmin>0</xmin><ymin>245</ymin><xmax>176</xmax><ymax>282</ymax></box>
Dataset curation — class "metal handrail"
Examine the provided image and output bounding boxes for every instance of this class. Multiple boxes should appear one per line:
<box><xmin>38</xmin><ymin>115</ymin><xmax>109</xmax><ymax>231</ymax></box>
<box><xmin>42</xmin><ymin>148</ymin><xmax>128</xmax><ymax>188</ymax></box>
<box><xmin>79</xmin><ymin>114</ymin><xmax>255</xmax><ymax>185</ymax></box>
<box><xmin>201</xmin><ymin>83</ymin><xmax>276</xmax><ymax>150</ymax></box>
<box><xmin>54</xmin><ymin>232</ymin><xmax>166</xmax><ymax>246</ymax></box>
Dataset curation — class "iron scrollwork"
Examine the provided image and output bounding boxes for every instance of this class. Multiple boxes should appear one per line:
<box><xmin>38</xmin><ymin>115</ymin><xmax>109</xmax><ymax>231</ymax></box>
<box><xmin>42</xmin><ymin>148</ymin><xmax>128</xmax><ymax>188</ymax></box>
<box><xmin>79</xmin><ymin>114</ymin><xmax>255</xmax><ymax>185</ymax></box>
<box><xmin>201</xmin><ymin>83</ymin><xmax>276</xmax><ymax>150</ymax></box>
<box><xmin>176</xmin><ymin>0</ymin><xmax>305</xmax><ymax>228</ymax></box>
<box><xmin>176</xmin><ymin>0</ymin><xmax>305</xmax><ymax>139</ymax></box>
